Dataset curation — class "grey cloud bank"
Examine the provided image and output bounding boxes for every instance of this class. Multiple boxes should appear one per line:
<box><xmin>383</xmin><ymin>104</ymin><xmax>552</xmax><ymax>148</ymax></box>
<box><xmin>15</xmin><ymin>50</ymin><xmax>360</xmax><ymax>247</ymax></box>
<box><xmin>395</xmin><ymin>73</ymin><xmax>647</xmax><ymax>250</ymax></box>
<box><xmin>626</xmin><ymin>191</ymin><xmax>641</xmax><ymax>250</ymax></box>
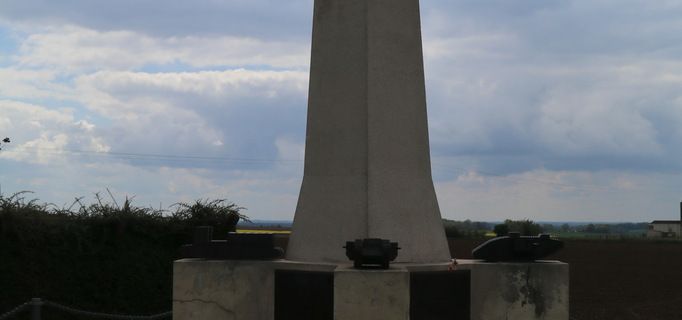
<box><xmin>0</xmin><ymin>0</ymin><xmax>314</xmax><ymax>39</ymax></box>
<box><xmin>422</xmin><ymin>0</ymin><xmax>682</xmax><ymax>175</ymax></box>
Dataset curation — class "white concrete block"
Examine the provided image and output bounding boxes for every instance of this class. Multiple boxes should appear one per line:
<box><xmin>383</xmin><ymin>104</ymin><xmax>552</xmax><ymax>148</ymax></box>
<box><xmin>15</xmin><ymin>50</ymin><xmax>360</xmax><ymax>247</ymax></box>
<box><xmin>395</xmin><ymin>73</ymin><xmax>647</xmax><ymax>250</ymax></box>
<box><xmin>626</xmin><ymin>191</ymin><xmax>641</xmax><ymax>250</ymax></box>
<box><xmin>334</xmin><ymin>266</ymin><xmax>410</xmax><ymax>320</ymax></box>
<box><xmin>458</xmin><ymin>260</ymin><xmax>569</xmax><ymax>320</ymax></box>
<box><xmin>173</xmin><ymin>259</ymin><xmax>275</xmax><ymax>320</ymax></box>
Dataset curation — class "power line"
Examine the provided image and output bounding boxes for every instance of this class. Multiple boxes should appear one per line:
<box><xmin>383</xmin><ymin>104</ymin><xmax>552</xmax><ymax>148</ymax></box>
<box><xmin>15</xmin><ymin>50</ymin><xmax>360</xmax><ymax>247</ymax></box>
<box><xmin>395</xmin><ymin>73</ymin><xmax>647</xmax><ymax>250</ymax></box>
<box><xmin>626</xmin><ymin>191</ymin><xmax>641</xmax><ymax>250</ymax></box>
<box><xmin>0</xmin><ymin>146</ymin><xmax>303</xmax><ymax>164</ymax></box>
<box><xmin>0</xmin><ymin>145</ymin><xmax>651</xmax><ymax>192</ymax></box>
<box><xmin>431</xmin><ymin>161</ymin><xmax>615</xmax><ymax>192</ymax></box>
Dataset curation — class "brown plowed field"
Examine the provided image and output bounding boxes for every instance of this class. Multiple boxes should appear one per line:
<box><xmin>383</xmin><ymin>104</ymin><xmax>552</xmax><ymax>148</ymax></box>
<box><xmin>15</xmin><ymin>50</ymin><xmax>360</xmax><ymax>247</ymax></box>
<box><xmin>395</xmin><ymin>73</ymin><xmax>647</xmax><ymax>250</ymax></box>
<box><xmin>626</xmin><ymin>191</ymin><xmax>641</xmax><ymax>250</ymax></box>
<box><xmin>448</xmin><ymin>238</ymin><xmax>682</xmax><ymax>320</ymax></box>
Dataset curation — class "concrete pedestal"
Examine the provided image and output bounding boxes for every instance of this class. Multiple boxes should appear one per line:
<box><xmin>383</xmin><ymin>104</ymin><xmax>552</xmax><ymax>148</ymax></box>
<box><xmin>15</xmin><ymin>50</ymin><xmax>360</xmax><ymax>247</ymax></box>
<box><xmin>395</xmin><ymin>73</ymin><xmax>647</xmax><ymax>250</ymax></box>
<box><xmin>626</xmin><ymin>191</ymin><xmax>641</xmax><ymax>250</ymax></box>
<box><xmin>173</xmin><ymin>259</ymin><xmax>275</xmax><ymax>320</ymax></box>
<box><xmin>457</xmin><ymin>260</ymin><xmax>569</xmax><ymax>320</ymax></box>
<box><xmin>173</xmin><ymin>259</ymin><xmax>568</xmax><ymax>320</ymax></box>
<box><xmin>334</xmin><ymin>267</ymin><xmax>410</xmax><ymax>320</ymax></box>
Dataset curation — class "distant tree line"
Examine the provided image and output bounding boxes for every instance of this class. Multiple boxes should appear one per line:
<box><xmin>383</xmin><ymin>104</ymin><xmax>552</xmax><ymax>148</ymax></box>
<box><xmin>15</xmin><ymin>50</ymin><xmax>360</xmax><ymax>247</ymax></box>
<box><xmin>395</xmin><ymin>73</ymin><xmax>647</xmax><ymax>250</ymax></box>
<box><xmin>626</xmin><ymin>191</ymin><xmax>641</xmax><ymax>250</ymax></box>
<box><xmin>443</xmin><ymin>217</ymin><xmax>649</xmax><ymax>239</ymax></box>
<box><xmin>442</xmin><ymin>218</ymin><xmax>543</xmax><ymax>238</ymax></box>
<box><xmin>547</xmin><ymin>222</ymin><xmax>649</xmax><ymax>235</ymax></box>
<box><xmin>442</xmin><ymin>219</ymin><xmax>494</xmax><ymax>238</ymax></box>
<box><xmin>493</xmin><ymin>219</ymin><xmax>543</xmax><ymax>236</ymax></box>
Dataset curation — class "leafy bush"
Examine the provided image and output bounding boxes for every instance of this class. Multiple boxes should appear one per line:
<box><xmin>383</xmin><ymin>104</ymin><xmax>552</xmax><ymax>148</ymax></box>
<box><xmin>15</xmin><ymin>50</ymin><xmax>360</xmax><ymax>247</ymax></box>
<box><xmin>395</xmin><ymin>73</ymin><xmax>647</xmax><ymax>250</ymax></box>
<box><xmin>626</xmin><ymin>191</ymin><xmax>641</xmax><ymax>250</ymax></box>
<box><xmin>171</xmin><ymin>199</ymin><xmax>247</xmax><ymax>239</ymax></box>
<box><xmin>442</xmin><ymin>219</ymin><xmax>492</xmax><ymax>238</ymax></box>
<box><xmin>444</xmin><ymin>224</ymin><xmax>462</xmax><ymax>238</ymax></box>
<box><xmin>0</xmin><ymin>191</ymin><xmax>246</xmax><ymax>319</ymax></box>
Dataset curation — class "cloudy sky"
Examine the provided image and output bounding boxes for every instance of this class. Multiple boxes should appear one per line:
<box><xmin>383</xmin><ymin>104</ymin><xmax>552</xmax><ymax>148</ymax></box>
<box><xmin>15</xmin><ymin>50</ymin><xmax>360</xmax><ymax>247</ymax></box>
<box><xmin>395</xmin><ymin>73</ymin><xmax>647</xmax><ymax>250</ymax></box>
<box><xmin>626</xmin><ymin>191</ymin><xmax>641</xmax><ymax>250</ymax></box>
<box><xmin>1</xmin><ymin>0</ymin><xmax>681</xmax><ymax>222</ymax></box>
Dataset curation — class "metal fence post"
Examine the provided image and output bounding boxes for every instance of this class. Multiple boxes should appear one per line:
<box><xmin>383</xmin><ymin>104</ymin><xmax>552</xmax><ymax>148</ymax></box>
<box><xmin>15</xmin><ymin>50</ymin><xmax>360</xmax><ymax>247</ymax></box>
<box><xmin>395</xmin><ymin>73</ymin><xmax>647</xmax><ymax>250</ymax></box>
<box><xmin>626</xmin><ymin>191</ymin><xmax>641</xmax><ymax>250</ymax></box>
<box><xmin>30</xmin><ymin>298</ymin><xmax>42</xmax><ymax>320</ymax></box>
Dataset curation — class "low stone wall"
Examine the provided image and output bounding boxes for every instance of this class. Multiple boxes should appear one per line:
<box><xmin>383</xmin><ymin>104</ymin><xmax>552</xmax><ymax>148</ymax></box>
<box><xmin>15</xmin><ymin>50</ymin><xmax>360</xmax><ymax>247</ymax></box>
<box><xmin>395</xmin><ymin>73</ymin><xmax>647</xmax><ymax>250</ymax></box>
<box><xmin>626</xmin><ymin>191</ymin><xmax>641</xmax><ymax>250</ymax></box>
<box><xmin>173</xmin><ymin>259</ymin><xmax>568</xmax><ymax>320</ymax></box>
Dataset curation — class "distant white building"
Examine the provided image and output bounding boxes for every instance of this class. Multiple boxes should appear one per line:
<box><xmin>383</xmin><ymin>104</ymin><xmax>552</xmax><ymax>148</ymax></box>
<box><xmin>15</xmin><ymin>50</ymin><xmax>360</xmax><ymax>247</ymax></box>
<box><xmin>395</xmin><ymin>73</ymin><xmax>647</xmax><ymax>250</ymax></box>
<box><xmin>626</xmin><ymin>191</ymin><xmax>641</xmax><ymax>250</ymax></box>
<box><xmin>647</xmin><ymin>221</ymin><xmax>681</xmax><ymax>238</ymax></box>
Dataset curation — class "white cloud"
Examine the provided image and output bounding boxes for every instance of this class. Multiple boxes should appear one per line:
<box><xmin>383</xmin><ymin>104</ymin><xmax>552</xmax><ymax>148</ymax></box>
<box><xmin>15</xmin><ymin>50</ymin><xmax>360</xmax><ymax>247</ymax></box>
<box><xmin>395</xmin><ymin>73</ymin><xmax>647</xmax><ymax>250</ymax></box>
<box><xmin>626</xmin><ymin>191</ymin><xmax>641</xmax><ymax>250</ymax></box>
<box><xmin>15</xmin><ymin>25</ymin><xmax>309</xmax><ymax>73</ymax></box>
<box><xmin>74</xmin><ymin>69</ymin><xmax>308</xmax><ymax>111</ymax></box>
<box><xmin>0</xmin><ymin>68</ymin><xmax>71</xmax><ymax>100</ymax></box>
<box><xmin>1</xmin><ymin>154</ymin><xmax>302</xmax><ymax>219</ymax></box>
<box><xmin>0</xmin><ymin>0</ymin><xmax>313</xmax><ymax>39</ymax></box>
<box><xmin>424</xmin><ymin>33</ymin><xmax>682</xmax><ymax>172</ymax></box>
<box><xmin>274</xmin><ymin>136</ymin><xmax>304</xmax><ymax>161</ymax></box>
<box><xmin>534</xmin><ymin>85</ymin><xmax>663</xmax><ymax>156</ymax></box>
<box><xmin>69</xmin><ymin>69</ymin><xmax>308</xmax><ymax>161</ymax></box>
<box><xmin>0</xmin><ymin>100</ymin><xmax>110</xmax><ymax>164</ymax></box>
<box><xmin>435</xmin><ymin>169</ymin><xmax>682</xmax><ymax>222</ymax></box>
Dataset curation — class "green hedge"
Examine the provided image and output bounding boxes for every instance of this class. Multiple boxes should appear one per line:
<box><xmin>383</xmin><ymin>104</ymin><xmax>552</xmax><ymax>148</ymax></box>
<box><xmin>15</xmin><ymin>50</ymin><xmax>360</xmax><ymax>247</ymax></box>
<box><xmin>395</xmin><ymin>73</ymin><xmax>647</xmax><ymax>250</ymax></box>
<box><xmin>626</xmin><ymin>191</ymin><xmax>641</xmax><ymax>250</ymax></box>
<box><xmin>0</xmin><ymin>192</ymin><xmax>244</xmax><ymax>319</ymax></box>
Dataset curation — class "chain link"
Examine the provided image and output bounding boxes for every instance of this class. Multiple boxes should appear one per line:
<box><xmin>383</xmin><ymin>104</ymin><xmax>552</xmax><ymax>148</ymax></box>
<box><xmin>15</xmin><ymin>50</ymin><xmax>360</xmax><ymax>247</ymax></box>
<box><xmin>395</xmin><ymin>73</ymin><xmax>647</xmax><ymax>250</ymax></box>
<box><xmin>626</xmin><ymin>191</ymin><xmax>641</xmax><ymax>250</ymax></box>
<box><xmin>44</xmin><ymin>301</ymin><xmax>172</xmax><ymax>319</ymax></box>
<box><xmin>0</xmin><ymin>300</ymin><xmax>172</xmax><ymax>320</ymax></box>
<box><xmin>0</xmin><ymin>301</ymin><xmax>30</xmax><ymax>320</ymax></box>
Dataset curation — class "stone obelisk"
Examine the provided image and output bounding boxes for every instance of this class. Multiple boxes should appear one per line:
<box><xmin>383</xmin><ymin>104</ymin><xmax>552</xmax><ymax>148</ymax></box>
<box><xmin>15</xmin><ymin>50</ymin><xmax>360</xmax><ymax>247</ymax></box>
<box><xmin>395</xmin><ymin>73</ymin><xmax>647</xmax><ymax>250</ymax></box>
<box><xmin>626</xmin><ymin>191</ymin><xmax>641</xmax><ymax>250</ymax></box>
<box><xmin>287</xmin><ymin>0</ymin><xmax>451</xmax><ymax>263</ymax></box>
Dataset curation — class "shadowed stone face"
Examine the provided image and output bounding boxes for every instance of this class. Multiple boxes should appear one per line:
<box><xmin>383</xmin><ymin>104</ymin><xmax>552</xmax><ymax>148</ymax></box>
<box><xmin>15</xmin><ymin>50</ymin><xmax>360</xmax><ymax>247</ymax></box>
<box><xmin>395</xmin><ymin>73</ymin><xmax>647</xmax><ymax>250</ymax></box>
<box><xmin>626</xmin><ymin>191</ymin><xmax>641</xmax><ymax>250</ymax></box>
<box><xmin>458</xmin><ymin>261</ymin><xmax>569</xmax><ymax>320</ymax></box>
<box><xmin>286</xmin><ymin>0</ymin><xmax>451</xmax><ymax>263</ymax></box>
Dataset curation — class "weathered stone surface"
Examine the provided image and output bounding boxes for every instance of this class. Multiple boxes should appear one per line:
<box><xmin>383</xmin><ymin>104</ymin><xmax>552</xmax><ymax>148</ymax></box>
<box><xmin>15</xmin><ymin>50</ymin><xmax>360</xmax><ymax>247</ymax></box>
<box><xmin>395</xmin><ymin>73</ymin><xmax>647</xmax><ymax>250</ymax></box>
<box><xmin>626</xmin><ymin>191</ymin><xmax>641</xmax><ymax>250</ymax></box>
<box><xmin>287</xmin><ymin>0</ymin><xmax>450</xmax><ymax>264</ymax></box>
<box><xmin>173</xmin><ymin>259</ymin><xmax>569</xmax><ymax>319</ymax></box>
<box><xmin>173</xmin><ymin>259</ymin><xmax>275</xmax><ymax>320</ymax></box>
<box><xmin>334</xmin><ymin>266</ymin><xmax>410</xmax><ymax>320</ymax></box>
<box><xmin>457</xmin><ymin>260</ymin><xmax>569</xmax><ymax>320</ymax></box>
